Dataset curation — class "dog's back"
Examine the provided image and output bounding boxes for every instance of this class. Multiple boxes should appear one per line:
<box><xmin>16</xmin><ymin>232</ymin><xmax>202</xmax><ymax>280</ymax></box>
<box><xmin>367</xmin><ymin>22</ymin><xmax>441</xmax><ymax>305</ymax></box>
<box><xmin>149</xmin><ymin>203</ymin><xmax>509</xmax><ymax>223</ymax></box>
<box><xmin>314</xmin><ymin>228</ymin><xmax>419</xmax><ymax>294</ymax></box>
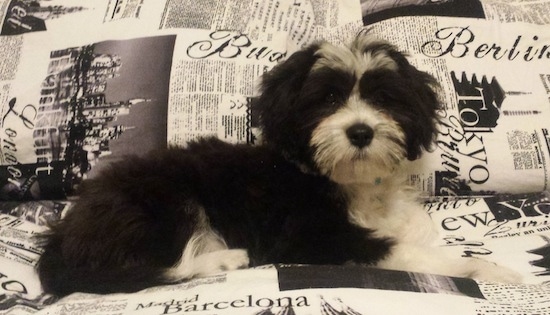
<box><xmin>37</xmin><ymin>138</ymin><xmax>262</xmax><ymax>295</ymax></box>
<box><xmin>37</xmin><ymin>138</ymin><xmax>391</xmax><ymax>296</ymax></box>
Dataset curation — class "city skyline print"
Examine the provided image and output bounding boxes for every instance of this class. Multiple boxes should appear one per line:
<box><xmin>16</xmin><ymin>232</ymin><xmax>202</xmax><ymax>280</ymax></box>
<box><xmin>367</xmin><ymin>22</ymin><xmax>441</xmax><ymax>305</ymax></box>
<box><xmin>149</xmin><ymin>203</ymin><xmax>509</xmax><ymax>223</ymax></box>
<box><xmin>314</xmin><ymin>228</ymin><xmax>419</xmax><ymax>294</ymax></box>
<box><xmin>0</xmin><ymin>35</ymin><xmax>176</xmax><ymax>200</ymax></box>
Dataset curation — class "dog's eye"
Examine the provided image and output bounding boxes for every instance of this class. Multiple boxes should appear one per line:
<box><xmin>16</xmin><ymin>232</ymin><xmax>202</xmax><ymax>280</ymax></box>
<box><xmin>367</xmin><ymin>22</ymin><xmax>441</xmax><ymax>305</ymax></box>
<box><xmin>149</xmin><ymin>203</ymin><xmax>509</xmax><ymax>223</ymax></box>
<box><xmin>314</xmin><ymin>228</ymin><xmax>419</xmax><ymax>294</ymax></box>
<box><xmin>369</xmin><ymin>93</ymin><xmax>387</xmax><ymax>105</ymax></box>
<box><xmin>325</xmin><ymin>92</ymin><xmax>338</xmax><ymax>105</ymax></box>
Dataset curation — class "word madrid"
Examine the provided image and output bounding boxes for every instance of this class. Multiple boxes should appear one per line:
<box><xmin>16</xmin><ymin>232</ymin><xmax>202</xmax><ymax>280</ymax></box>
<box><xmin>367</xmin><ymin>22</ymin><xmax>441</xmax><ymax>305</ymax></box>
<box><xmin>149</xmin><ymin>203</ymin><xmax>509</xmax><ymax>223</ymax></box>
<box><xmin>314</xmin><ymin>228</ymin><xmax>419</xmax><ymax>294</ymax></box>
<box><xmin>136</xmin><ymin>294</ymin><xmax>309</xmax><ymax>314</ymax></box>
<box><xmin>422</xmin><ymin>26</ymin><xmax>550</xmax><ymax>61</ymax></box>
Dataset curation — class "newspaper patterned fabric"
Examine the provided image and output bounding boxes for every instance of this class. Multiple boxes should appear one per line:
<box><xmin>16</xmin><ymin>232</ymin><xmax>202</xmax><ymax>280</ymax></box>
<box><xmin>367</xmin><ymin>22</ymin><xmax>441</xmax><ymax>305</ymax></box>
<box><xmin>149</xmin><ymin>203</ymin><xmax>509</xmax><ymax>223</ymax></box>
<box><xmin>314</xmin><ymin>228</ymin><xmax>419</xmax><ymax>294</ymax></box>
<box><xmin>0</xmin><ymin>0</ymin><xmax>550</xmax><ymax>314</ymax></box>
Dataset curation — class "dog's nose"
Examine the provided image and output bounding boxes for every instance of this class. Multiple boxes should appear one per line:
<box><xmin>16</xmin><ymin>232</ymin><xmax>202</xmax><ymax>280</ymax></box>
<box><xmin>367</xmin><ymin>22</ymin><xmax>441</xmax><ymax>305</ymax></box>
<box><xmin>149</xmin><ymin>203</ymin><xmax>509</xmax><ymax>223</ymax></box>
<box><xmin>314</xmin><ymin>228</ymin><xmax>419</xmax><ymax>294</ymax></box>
<box><xmin>346</xmin><ymin>123</ymin><xmax>374</xmax><ymax>148</ymax></box>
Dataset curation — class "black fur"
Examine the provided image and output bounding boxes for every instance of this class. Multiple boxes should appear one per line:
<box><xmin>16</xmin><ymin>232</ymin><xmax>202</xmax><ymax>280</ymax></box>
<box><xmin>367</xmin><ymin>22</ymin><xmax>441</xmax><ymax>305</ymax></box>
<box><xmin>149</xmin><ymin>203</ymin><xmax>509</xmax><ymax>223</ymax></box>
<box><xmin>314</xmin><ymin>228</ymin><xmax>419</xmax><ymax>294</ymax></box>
<box><xmin>359</xmin><ymin>67</ymin><xmax>438</xmax><ymax>160</ymax></box>
<box><xmin>37</xmin><ymin>139</ymin><xmax>392</xmax><ymax>296</ymax></box>
<box><xmin>37</xmin><ymin>34</ymin><xmax>439</xmax><ymax>296</ymax></box>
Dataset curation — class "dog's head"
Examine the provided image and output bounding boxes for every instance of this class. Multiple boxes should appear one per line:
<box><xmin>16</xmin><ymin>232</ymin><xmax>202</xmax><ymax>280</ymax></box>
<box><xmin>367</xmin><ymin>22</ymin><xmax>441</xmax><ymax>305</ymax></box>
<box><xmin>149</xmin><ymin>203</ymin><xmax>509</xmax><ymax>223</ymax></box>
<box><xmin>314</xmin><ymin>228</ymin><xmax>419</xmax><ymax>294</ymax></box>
<box><xmin>256</xmin><ymin>33</ymin><xmax>440</xmax><ymax>184</ymax></box>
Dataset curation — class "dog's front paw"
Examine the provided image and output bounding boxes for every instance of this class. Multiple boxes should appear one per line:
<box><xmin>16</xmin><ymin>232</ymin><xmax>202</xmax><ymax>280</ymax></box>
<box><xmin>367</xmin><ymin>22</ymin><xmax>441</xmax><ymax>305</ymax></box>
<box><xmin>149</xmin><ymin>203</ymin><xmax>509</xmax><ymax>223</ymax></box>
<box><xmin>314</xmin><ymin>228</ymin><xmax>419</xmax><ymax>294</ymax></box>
<box><xmin>193</xmin><ymin>249</ymin><xmax>250</xmax><ymax>276</ymax></box>
<box><xmin>216</xmin><ymin>249</ymin><xmax>250</xmax><ymax>271</ymax></box>
<box><xmin>467</xmin><ymin>259</ymin><xmax>523</xmax><ymax>284</ymax></box>
<box><xmin>167</xmin><ymin>249</ymin><xmax>250</xmax><ymax>281</ymax></box>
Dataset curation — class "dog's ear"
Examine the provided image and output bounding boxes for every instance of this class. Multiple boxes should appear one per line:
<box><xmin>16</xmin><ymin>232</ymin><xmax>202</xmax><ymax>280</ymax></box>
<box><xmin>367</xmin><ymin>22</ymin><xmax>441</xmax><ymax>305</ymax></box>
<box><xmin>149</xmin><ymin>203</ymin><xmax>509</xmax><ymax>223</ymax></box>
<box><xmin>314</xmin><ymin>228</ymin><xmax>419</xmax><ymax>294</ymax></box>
<box><xmin>255</xmin><ymin>43</ymin><xmax>320</xmax><ymax>154</ymax></box>
<box><xmin>371</xmin><ymin>46</ymin><xmax>440</xmax><ymax>161</ymax></box>
<box><xmin>393</xmin><ymin>55</ymin><xmax>440</xmax><ymax>161</ymax></box>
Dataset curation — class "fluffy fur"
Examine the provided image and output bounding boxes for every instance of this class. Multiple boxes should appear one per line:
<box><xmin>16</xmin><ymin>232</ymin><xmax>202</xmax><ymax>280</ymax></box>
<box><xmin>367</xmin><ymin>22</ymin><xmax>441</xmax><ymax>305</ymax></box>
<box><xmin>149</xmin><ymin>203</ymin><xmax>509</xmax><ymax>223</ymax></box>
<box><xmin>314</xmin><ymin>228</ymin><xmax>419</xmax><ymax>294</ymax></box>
<box><xmin>37</xmin><ymin>33</ymin><xmax>521</xmax><ymax>297</ymax></box>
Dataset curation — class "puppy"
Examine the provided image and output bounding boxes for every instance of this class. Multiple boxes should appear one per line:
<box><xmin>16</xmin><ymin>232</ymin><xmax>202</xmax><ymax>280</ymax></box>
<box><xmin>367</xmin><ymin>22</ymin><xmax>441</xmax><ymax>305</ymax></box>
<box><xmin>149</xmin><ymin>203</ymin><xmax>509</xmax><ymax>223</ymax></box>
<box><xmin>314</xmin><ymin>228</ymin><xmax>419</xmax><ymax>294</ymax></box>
<box><xmin>37</xmin><ymin>33</ymin><xmax>521</xmax><ymax>296</ymax></box>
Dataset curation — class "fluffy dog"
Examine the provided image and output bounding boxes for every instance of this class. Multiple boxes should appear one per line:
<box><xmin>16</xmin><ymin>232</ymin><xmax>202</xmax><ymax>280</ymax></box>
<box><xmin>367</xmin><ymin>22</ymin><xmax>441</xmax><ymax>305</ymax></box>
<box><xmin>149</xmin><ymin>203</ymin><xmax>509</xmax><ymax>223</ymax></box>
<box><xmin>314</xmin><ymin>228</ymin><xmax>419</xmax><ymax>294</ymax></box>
<box><xmin>37</xmin><ymin>33</ymin><xmax>521</xmax><ymax>296</ymax></box>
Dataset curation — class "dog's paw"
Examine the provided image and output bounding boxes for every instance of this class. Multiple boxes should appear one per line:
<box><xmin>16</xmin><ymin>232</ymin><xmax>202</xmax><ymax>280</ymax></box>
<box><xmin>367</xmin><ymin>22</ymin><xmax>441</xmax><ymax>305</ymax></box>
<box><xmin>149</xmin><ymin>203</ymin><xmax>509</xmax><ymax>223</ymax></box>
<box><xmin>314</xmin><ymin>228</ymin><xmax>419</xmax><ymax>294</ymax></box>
<box><xmin>166</xmin><ymin>249</ymin><xmax>250</xmax><ymax>281</ymax></box>
<box><xmin>467</xmin><ymin>259</ymin><xmax>523</xmax><ymax>284</ymax></box>
<box><xmin>193</xmin><ymin>249</ymin><xmax>250</xmax><ymax>277</ymax></box>
<box><xmin>215</xmin><ymin>249</ymin><xmax>250</xmax><ymax>272</ymax></box>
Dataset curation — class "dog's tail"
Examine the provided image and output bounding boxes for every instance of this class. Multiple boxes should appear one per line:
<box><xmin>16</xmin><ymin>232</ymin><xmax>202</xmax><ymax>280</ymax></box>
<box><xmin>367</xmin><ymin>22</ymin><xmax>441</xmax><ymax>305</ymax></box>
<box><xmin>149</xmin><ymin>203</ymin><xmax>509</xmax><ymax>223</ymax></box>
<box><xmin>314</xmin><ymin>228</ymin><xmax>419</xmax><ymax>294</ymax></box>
<box><xmin>36</xmin><ymin>230</ymin><xmax>171</xmax><ymax>297</ymax></box>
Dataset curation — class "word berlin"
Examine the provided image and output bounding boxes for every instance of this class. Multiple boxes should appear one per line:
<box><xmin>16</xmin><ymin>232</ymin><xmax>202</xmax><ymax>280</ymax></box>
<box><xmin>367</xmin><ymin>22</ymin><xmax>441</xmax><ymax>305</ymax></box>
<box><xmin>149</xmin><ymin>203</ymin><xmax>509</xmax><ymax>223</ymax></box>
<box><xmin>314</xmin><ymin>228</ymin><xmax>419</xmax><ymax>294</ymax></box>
<box><xmin>422</xmin><ymin>26</ymin><xmax>550</xmax><ymax>61</ymax></box>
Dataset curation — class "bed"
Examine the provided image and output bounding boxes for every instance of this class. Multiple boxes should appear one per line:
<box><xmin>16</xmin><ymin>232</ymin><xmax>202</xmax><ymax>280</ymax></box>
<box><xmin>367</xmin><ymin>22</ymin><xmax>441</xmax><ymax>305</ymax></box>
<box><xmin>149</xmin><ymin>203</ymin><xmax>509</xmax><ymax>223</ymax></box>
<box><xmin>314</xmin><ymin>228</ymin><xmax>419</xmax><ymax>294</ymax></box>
<box><xmin>1</xmin><ymin>1</ymin><xmax>550</xmax><ymax>314</ymax></box>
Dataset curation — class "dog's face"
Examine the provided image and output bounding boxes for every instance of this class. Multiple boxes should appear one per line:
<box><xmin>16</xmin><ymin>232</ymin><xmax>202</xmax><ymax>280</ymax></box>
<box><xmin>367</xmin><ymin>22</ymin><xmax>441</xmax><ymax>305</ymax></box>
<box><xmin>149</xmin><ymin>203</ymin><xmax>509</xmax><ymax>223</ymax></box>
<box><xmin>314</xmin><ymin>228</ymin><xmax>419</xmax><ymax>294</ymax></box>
<box><xmin>256</xmin><ymin>34</ymin><xmax>439</xmax><ymax>184</ymax></box>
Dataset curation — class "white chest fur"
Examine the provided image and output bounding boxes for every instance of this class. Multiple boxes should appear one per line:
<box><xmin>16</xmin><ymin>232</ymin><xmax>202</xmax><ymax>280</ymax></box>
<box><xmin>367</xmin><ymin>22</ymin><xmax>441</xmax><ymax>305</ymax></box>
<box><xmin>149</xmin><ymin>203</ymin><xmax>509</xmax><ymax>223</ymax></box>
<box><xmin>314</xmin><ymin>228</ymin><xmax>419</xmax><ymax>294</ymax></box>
<box><xmin>344</xmin><ymin>179</ymin><xmax>438</xmax><ymax>246</ymax></box>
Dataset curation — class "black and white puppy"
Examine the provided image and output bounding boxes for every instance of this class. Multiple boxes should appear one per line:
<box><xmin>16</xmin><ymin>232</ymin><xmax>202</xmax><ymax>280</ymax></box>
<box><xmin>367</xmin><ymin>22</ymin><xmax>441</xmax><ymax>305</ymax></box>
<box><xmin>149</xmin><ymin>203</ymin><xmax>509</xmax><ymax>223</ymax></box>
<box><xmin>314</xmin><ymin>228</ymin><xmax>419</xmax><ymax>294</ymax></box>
<box><xmin>37</xmin><ymin>33</ymin><xmax>520</xmax><ymax>296</ymax></box>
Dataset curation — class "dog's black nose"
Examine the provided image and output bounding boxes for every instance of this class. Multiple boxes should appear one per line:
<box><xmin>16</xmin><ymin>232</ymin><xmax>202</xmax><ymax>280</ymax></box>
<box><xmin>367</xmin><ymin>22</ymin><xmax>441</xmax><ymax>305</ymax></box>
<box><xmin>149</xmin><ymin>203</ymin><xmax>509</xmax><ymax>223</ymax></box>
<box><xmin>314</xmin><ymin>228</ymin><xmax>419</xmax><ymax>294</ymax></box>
<box><xmin>346</xmin><ymin>123</ymin><xmax>374</xmax><ymax>148</ymax></box>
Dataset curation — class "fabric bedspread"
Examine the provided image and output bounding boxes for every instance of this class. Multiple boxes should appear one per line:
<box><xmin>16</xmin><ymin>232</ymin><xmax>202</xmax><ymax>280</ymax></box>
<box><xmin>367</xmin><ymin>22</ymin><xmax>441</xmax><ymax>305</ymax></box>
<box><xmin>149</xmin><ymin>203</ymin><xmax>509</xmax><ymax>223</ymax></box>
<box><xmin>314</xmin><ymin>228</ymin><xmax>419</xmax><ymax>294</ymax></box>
<box><xmin>1</xmin><ymin>1</ymin><xmax>550</xmax><ymax>314</ymax></box>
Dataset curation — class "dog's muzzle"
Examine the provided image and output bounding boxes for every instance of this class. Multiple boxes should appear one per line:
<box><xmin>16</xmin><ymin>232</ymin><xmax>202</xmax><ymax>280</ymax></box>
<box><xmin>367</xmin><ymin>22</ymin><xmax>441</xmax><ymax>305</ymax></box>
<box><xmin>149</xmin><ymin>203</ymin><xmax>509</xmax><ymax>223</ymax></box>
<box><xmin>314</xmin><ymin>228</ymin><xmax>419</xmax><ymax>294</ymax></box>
<box><xmin>346</xmin><ymin>123</ymin><xmax>374</xmax><ymax>148</ymax></box>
